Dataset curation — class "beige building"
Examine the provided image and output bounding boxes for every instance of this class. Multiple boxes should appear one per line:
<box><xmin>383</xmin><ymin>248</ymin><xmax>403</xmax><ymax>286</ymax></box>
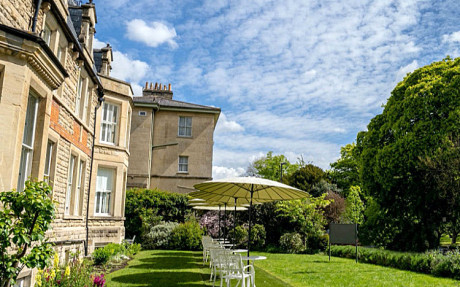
<box><xmin>128</xmin><ymin>83</ymin><xmax>220</xmax><ymax>193</ymax></box>
<box><xmin>0</xmin><ymin>0</ymin><xmax>132</xmax><ymax>285</ymax></box>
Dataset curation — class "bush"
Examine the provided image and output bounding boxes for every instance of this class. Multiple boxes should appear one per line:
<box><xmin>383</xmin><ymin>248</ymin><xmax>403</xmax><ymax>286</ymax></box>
<box><xmin>228</xmin><ymin>225</ymin><xmax>248</xmax><ymax>248</ymax></box>
<box><xmin>330</xmin><ymin>246</ymin><xmax>460</xmax><ymax>280</ymax></box>
<box><xmin>306</xmin><ymin>234</ymin><xmax>329</xmax><ymax>254</ymax></box>
<box><xmin>143</xmin><ymin>222</ymin><xmax>179</xmax><ymax>249</ymax></box>
<box><xmin>169</xmin><ymin>220</ymin><xmax>203</xmax><ymax>250</ymax></box>
<box><xmin>250</xmin><ymin>224</ymin><xmax>266</xmax><ymax>250</ymax></box>
<box><xmin>92</xmin><ymin>247</ymin><xmax>111</xmax><ymax>265</ymax></box>
<box><xmin>125</xmin><ymin>188</ymin><xmax>191</xmax><ymax>240</ymax></box>
<box><xmin>279</xmin><ymin>232</ymin><xmax>304</xmax><ymax>253</ymax></box>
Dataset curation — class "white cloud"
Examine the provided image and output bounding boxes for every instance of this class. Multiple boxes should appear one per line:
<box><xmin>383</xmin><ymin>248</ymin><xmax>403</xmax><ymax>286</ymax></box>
<box><xmin>125</xmin><ymin>19</ymin><xmax>177</xmax><ymax>48</ymax></box>
<box><xmin>215</xmin><ymin>113</ymin><xmax>244</xmax><ymax>134</ymax></box>
<box><xmin>442</xmin><ymin>31</ymin><xmax>460</xmax><ymax>43</ymax></box>
<box><xmin>212</xmin><ymin>166</ymin><xmax>245</xmax><ymax>180</ymax></box>
<box><xmin>395</xmin><ymin>60</ymin><xmax>419</xmax><ymax>83</ymax></box>
<box><xmin>93</xmin><ymin>38</ymin><xmax>106</xmax><ymax>49</ymax></box>
<box><xmin>131</xmin><ymin>83</ymin><xmax>144</xmax><ymax>97</ymax></box>
<box><xmin>111</xmin><ymin>51</ymin><xmax>150</xmax><ymax>83</ymax></box>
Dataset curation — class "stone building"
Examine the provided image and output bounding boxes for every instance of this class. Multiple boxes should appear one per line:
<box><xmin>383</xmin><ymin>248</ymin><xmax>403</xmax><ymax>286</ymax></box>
<box><xmin>128</xmin><ymin>83</ymin><xmax>220</xmax><ymax>193</ymax></box>
<box><xmin>0</xmin><ymin>0</ymin><xmax>132</xmax><ymax>285</ymax></box>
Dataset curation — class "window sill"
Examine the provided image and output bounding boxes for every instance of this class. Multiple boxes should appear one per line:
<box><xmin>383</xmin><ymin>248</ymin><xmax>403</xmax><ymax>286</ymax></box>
<box><xmin>90</xmin><ymin>215</ymin><xmax>125</xmax><ymax>221</ymax></box>
<box><xmin>177</xmin><ymin>172</ymin><xmax>189</xmax><ymax>175</ymax></box>
<box><xmin>63</xmin><ymin>215</ymin><xmax>84</xmax><ymax>220</ymax></box>
<box><xmin>177</xmin><ymin>135</ymin><xmax>193</xmax><ymax>139</ymax></box>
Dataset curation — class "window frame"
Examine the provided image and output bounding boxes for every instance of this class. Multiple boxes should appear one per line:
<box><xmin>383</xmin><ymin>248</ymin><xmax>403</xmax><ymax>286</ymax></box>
<box><xmin>100</xmin><ymin>102</ymin><xmax>119</xmax><ymax>145</ymax></box>
<box><xmin>17</xmin><ymin>94</ymin><xmax>39</xmax><ymax>192</ymax></box>
<box><xmin>178</xmin><ymin>116</ymin><xmax>192</xmax><ymax>137</ymax></box>
<box><xmin>178</xmin><ymin>156</ymin><xmax>189</xmax><ymax>173</ymax></box>
<box><xmin>43</xmin><ymin>140</ymin><xmax>55</xmax><ymax>185</ymax></box>
<box><xmin>94</xmin><ymin>167</ymin><xmax>115</xmax><ymax>216</ymax></box>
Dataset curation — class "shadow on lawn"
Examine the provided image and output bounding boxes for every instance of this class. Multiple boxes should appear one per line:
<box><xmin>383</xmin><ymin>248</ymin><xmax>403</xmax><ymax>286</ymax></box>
<box><xmin>131</xmin><ymin>256</ymin><xmax>202</xmax><ymax>270</ymax></box>
<box><xmin>109</xmin><ymin>271</ymin><xmax>206</xmax><ymax>286</ymax></box>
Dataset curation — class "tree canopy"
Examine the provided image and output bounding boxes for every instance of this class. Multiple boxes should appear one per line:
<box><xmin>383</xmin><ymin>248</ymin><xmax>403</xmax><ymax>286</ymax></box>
<box><xmin>356</xmin><ymin>57</ymin><xmax>460</xmax><ymax>251</ymax></box>
<box><xmin>246</xmin><ymin>151</ymin><xmax>299</xmax><ymax>182</ymax></box>
<box><xmin>329</xmin><ymin>143</ymin><xmax>360</xmax><ymax>196</ymax></box>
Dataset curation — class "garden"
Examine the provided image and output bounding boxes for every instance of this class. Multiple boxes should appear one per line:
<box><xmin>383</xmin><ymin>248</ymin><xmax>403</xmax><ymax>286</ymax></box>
<box><xmin>1</xmin><ymin>59</ymin><xmax>459</xmax><ymax>286</ymax></box>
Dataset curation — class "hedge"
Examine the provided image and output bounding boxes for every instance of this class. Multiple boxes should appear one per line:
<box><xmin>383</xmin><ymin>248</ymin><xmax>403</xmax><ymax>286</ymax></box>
<box><xmin>330</xmin><ymin>245</ymin><xmax>460</xmax><ymax>280</ymax></box>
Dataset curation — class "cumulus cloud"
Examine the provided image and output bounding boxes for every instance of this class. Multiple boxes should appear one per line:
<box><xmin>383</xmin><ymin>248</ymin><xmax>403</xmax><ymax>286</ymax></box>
<box><xmin>125</xmin><ymin>19</ymin><xmax>177</xmax><ymax>48</ymax></box>
<box><xmin>442</xmin><ymin>31</ymin><xmax>460</xmax><ymax>43</ymax></box>
<box><xmin>111</xmin><ymin>51</ymin><xmax>150</xmax><ymax>83</ymax></box>
<box><xmin>93</xmin><ymin>38</ymin><xmax>106</xmax><ymax>49</ymax></box>
<box><xmin>395</xmin><ymin>60</ymin><xmax>419</xmax><ymax>83</ymax></box>
<box><xmin>212</xmin><ymin>166</ymin><xmax>245</xmax><ymax>180</ymax></box>
<box><xmin>215</xmin><ymin>113</ymin><xmax>244</xmax><ymax>134</ymax></box>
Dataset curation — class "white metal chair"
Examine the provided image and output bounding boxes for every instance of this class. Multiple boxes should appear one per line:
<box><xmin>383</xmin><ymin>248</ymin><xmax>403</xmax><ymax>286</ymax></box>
<box><xmin>221</xmin><ymin>253</ymin><xmax>255</xmax><ymax>287</ymax></box>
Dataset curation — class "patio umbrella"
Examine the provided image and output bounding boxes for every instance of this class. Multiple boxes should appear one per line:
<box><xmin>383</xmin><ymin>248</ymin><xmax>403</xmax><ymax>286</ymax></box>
<box><xmin>194</xmin><ymin>177</ymin><xmax>308</xmax><ymax>258</ymax></box>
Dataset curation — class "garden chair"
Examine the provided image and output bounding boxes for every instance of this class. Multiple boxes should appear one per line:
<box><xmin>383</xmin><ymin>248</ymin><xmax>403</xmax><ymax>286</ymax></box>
<box><xmin>209</xmin><ymin>247</ymin><xmax>230</xmax><ymax>286</ymax></box>
<box><xmin>221</xmin><ymin>253</ymin><xmax>255</xmax><ymax>287</ymax></box>
<box><xmin>124</xmin><ymin>235</ymin><xmax>136</xmax><ymax>244</ymax></box>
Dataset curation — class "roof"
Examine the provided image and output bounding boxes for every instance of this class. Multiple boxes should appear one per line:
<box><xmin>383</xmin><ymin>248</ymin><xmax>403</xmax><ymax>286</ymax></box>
<box><xmin>133</xmin><ymin>96</ymin><xmax>221</xmax><ymax>113</ymax></box>
<box><xmin>93</xmin><ymin>50</ymin><xmax>103</xmax><ymax>73</ymax></box>
<box><xmin>68</xmin><ymin>8</ymin><xmax>82</xmax><ymax>36</ymax></box>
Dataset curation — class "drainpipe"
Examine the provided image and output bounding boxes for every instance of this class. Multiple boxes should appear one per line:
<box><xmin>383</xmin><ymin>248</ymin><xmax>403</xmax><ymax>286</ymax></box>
<box><xmin>31</xmin><ymin>0</ymin><xmax>43</xmax><ymax>33</ymax></box>
<box><xmin>85</xmin><ymin>89</ymin><xmax>104</xmax><ymax>256</ymax></box>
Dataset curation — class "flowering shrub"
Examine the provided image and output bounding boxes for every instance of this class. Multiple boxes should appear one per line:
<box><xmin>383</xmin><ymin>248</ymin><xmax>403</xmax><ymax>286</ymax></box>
<box><xmin>199</xmin><ymin>211</ymin><xmax>233</xmax><ymax>238</ymax></box>
<box><xmin>35</xmin><ymin>252</ymin><xmax>97</xmax><ymax>287</ymax></box>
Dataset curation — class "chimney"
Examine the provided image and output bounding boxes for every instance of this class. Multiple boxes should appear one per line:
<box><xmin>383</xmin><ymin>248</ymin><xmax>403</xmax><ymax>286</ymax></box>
<box><xmin>142</xmin><ymin>82</ymin><xmax>173</xmax><ymax>100</ymax></box>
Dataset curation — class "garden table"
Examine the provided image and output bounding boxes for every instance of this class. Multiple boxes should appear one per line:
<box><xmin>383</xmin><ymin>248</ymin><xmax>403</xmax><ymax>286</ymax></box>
<box><xmin>231</xmin><ymin>249</ymin><xmax>248</xmax><ymax>253</ymax></box>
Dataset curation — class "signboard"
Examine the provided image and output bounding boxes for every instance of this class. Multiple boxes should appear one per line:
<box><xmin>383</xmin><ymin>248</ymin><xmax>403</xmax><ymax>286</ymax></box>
<box><xmin>328</xmin><ymin>223</ymin><xmax>358</xmax><ymax>262</ymax></box>
<box><xmin>329</xmin><ymin>223</ymin><xmax>357</xmax><ymax>245</ymax></box>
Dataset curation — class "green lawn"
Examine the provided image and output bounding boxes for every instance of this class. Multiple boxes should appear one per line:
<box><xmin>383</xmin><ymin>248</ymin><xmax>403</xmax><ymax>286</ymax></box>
<box><xmin>106</xmin><ymin>250</ymin><xmax>460</xmax><ymax>287</ymax></box>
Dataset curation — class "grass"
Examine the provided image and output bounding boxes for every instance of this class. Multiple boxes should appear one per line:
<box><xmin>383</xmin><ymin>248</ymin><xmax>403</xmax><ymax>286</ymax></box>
<box><xmin>106</xmin><ymin>250</ymin><xmax>460</xmax><ymax>287</ymax></box>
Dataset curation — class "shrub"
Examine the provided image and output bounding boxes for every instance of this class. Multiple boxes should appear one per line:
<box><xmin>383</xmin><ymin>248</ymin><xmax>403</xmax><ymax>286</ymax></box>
<box><xmin>125</xmin><ymin>188</ymin><xmax>190</xmax><ymax>240</ymax></box>
<box><xmin>330</xmin><ymin>246</ymin><xmax>460</xmax><ymax>280</ymax></box>
<box><xmin>169</xmin><ymin>220</ymin><xmax>203</xmax><ymax>250</ymax></box>
<box><xmin>250</xmin><ymin>224</ymin><xmax>266</xmax><ymax>250</ymax></box>
<box><xmin>127</xmin><ymin>243</ymin><xmax>141</xmax><ymax>255</ymax></box>
<box><xmin>92</xmin><ymin>247</ymin><xmax>111</xmax><ymax>265</ymax></box>
<box><xmin>306</xmin><ymin>234</ymin><xmax>329</xmax><ymax>254</ymax></box>
<box><xmin>228</xmin><ymin>225</ymin><xmax>248</xmax><ymax>248</ymax></box>
<box><xmin>143</xmin><ymin>222</ymin><xmax>179</xmax><ymax>249</ymax></box>
<box><xmin>279</xmin><ymin>232</ymin><xmax>304</xmax><ymax>253</ymax></box>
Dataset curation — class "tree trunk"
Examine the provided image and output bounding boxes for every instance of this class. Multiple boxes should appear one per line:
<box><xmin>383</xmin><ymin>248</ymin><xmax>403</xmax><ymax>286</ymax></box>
<box><xmin>451</xmin><ymin>230</ymin><xmax>458</xmax><ymax>245</ymax></box>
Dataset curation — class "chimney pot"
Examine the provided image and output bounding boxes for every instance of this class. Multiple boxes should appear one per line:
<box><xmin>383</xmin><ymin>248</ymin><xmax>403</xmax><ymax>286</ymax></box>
<box><xmin>149</xmin><ymin>82</ymin><xmax>153</xmax><ymax>89</ymax></box>
<box><xmin>168</xmin><ymin>84</ymin><xmax>171</xmax><ymax>91</ymax></box>
<box><xmin>145</xmin><ymin>82</ymin><xmax>148</xmax><ymax>89</ymax></box>
<box><xmin>155</xmin><ymin>83</ymin><xmax>158</xmax><ymax>90</ymax></box>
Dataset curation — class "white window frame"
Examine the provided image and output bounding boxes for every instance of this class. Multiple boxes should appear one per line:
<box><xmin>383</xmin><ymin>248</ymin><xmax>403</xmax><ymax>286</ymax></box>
<box><xmin>95</xmin><ymin>167</ymin><xmax>114</xmax><ymax>216</ymax></box>
<box><xmin>17</xmin><ymin>94</ymin><xmax>39</xmax><ymax>192</ymax></box>
<box><xmin>65</xmin><ymin>155</ymin><xmax>77</xmax><ymax>215</ymax></box>
<box><xmin>43</xmin><ymin>24</ymin><xmax>52</xmax><ymax>46</ymax></box>
<box><xmin>44</xmin><ymin>140</ymin><xmax>55</xmax><ymax>184</ymax></box>
<box><xmin>100</xmin><ymin>102</ymin><xmax>119</xmax><ymax>145</ymax></box>
<box><xmin>178</xmin><ymin>156</ymin><xmax>189</xmax><ymax>173</ymax></box>
<box><xmin>178</xmin><ymin>116</ymin><xmax>192</xmax><ymax>137</ymax></box>
<box><xmin>76</xmin><ymin>159</ymin><xmax>85</xmax><ymax>215</ymax></box>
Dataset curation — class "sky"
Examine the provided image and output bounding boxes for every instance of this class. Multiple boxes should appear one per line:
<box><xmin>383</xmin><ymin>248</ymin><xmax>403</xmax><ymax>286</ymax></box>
<box><xmin>93</xmin><ymin>0</ymin><xmax>460</xmax><ymax>179</ymax></box>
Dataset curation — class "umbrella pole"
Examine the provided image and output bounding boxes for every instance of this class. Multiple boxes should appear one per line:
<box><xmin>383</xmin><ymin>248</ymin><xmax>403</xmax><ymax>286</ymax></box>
<box><xmin>218</xmin><ymin>205</ymin><xmax>221</xmax><ymax>240</ymax></box>
<box><xmin>224</xmin><ymin>203</ymin><xmax>227</xmax><ymax>243</ymax></box>
<box><xmin>233</xmin><ymin>198</ymin><xmax>237</xmax><ymax>249</ymax></box>
<box><xmin>247</xmin><ymin>185</ymin><xmax>254</xmax><ymax>264</ymax></box>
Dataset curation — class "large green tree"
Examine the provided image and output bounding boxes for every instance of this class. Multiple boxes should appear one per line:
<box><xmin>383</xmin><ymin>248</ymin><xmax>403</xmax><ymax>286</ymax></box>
<box><xmin>246</xmin><ymin>151</ymin><xmax>299</xmax><ymax>182</ymax></box>
<box><xmin>329</xmin><ymin>143</ymin><xmax>360</xmax><ymax>196</ymax></box>
<box><xmin>287</xmin><ymin>164</ymin><xmax>326</xmax><ymax>196</ymax></box>
<box><xmin>356</xmin><ymin>57</ymin><xmax>460</xmax><ymax>251</ymax></box>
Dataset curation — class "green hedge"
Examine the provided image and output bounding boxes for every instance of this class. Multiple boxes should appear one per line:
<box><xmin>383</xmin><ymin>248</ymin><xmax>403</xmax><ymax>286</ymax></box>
<box><xmin>330</xmin><ymin>246</ymin><xmax>460</xmax><ymax>280</ymax></box>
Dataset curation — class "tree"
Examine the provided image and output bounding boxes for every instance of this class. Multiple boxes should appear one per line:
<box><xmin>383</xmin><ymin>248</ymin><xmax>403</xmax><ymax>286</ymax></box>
<box><xmin>287</xmin><ymin>164</ymin><xmax>326</xmax><ymax>195</ymax></box>
<box><xmin>356</xmin><ymin>57</ymin><xmax>460</xmax><ymax>251</ymax></box>
<box><xmin>311</xmin><ymin>179</ymin><xmax>342</xmax><ymax>197</ymax></box>
<box><xmin>246</xmin><ymin>151</ymin><xmax>299</xmax><ymax>182</ymax></box>
<box><xmin>421</xmin><ymin>144</ymin><xmax>460</xmax><ymax>244</ymax></box>
<box><xmin>323</xmin><ymin>191</ymin><xmax>346</xmax><ymax>224</ymax></box>
<box><xmin>343</xmin><ymin>186</ymin><xmax>364</xmax><ymax>224</ymax></box>
<box><xmin>329</xmin><ymin>143</ymin><xmax>360</xmax><ymax>196</ymax></box>
<box><xmin>0</xmin><ymin>180</ymin><xmax>56</xmax><ymax>287</ymax></box>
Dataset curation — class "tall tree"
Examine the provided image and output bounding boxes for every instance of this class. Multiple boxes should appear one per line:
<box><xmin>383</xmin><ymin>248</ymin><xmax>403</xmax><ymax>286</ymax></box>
<box><xmin>356</xmin><ymin>57</ymin><xmax>460</xmax><ymax>251</ymax></box>
<box><xmin>329</xmin><ymin>143</ymin><xmax>360</xmax><ymax>196</ymax></box>
<box><xmin>287</xmin><ymin>164</ymin><xmax>326</xmax><ymax>195</ymax></box>
<box><xmin>246</xmin><ymin>151</ymin><xmax>298</xmax><ymax>182</ymax></box>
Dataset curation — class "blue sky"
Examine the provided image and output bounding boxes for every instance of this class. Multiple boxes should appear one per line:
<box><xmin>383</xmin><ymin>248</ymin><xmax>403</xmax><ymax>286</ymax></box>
<box><xmin>93</xmin><ymin>0</ymin><xmax>460</xmax><ymax>179</ymax></box>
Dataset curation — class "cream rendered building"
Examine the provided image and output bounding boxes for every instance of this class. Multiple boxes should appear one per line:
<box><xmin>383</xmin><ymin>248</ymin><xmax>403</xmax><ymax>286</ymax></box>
<box><xmin>0</xmin><ymin>0</ymin><xmax>132</xmax><ymax>285</ymax></box>
<box><xmin>128</xmin><ymin>83</ymin><xmax>220</xmax><ymax>193</ymax></box>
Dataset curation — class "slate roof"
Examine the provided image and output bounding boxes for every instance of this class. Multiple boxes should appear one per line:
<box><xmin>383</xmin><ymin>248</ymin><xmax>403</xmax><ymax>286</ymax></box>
<box><xmin>93</xmin><ymin>50</ymin><xmax>103</xmax><ymax>73</ymax></box>
<box><xmin>133</xmin><ymin>96</ymin><xmax>220</xmax><ymax>112</ymax></box>
<box><xmin>69</xmin><ymin>8</ymin><xmax>82</xmax><ymax>36</ymax></box>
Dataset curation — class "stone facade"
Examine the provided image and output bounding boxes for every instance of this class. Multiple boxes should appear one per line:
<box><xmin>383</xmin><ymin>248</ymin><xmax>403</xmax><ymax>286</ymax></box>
<box><xmin>127</xmin><ymin>83</ymin><xmax>220</xmax><ymax>194</ymax></box>
<box><xmin>0</xmin><ymin>1</ymin><xmax>131</xmax><ymax>285</ymax></box>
